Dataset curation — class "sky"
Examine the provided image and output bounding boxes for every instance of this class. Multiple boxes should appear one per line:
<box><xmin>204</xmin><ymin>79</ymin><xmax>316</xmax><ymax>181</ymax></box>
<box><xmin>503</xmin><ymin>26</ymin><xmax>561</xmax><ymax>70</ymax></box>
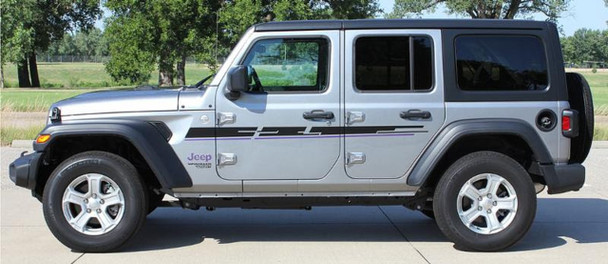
<box><xmin>95</xmin><ymin>1</ymin><xmax>608</xmax><ymax>37</ymax></box>
<box><xmin>376</xmin><ymin>0</ymin><xmax>608</xmax><ymax>36</ymax></box>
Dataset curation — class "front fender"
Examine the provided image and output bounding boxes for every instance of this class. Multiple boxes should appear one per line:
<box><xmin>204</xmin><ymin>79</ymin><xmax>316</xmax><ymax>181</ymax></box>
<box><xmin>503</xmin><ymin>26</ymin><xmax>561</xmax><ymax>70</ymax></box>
<box><xmin>35</xmin><ymin>119</ymin><xmax>192</xmax><ymax>189</ymax></box>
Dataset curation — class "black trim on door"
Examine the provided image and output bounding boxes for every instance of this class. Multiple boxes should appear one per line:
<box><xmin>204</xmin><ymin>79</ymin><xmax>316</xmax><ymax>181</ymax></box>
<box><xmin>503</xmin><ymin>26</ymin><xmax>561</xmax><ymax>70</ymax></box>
<box><xmin>186</xmin><ymin>126</ymin><xmax>427</xmax><ymax>139</ymax></box>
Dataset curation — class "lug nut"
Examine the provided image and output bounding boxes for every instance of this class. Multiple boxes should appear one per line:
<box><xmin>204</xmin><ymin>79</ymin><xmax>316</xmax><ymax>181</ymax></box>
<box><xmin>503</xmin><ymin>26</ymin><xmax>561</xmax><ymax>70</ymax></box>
<box><xmin>92</xmin><ymin>194</ymin><xmax>97</xmax><ymax>198</ymax></box>
<box><xmin>478</xmin><ymin>196</ymin><xmax>482</xmax><ymax>201</ymax></box>
<box><xmin>487</xmin><ymin>209</ymin><xmax>492</xmax><ymax>213</ymax></box>
<box><xmin>478</xmin><ymin>206</ymin><xmax>482</xmax><ymax>211</ymax></box>
<box><xmin>96</xmin><ymin>209</ymin><xmax>101</xmax><ymax>213</ymax></box>
<box><xmin>84</xmin><ymin>199</ymin><xmax>88</xmax><ymax>204</ymax></box>
<box><xmin>492</xmin><ymin>201</ymin><xmax>497</xmax><ymax>206</ymax></box>
<box><xmin>99</xmin><ymin>199</ymin><xmax>104</xmax><ymax>204</ymax></box>
<box><xmin>86</xmin><ymin>209</ymin><xmax>91</xmax><ymax>213</ymax></box>
<box><xmin>487</xmin><ymin>194</ymin><xmax>492</xmax><ymax>198</ymax></box>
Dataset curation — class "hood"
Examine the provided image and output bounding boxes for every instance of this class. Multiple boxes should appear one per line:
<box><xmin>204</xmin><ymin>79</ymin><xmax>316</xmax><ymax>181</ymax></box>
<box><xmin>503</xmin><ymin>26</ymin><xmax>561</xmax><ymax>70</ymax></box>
<box><xmin>52</xmin><ymin>89</ymin><xmax>181</xmax><ymax>117</ymax></box>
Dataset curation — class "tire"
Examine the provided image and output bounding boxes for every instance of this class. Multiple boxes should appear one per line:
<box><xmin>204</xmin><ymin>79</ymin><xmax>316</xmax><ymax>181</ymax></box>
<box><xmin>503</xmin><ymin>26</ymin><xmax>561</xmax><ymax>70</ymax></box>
<box><xmin>433</xmin><ymin>151</ymin><xmax>536</xmax><ymax>251</ymax></box>
<box><xmin>566</xmin><ymin>72</ymin><xmax>594</xmax><ymax>163</ymax></box>
<box><xmin>43</xmin><ymin>151</ymin><xmax>148</xmax><ymax>252</ymax></box>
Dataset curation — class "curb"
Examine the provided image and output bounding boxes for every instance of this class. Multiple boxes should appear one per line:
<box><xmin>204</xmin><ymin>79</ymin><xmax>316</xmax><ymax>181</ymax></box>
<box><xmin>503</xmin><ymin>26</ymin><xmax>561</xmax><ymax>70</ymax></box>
<box><xmin>10</xmin><ymin>140</ymin><xmax>33</xmax><ymax>149</ymax></box>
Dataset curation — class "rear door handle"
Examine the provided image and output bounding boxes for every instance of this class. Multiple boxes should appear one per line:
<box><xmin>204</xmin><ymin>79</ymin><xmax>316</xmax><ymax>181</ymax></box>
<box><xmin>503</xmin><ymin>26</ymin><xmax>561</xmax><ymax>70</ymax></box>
<box><xmin>400</xmin><ymin>109</ymin><xmax>431</xmax><ymax>120</ymax></box>
<box><xmin>303</xmin><ymin>110</ymin><xmax>334</xmax><ymax>120</ymax></box>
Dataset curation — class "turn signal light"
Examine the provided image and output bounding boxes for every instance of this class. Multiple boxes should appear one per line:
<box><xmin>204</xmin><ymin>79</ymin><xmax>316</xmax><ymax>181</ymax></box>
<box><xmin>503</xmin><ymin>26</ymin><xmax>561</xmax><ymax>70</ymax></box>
<box><xmin>36</xmin><ymin>134</ymin><xmax>51</xmax><ymax>144</ymax></box>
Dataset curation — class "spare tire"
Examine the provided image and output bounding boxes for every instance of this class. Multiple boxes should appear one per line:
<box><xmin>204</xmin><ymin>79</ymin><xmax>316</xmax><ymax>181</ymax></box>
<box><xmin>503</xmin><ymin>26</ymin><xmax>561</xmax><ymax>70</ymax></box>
<box><xmin>565</xmin><ymin>72</ymin><xmax>594</xmax><ymax>163</ymax></box>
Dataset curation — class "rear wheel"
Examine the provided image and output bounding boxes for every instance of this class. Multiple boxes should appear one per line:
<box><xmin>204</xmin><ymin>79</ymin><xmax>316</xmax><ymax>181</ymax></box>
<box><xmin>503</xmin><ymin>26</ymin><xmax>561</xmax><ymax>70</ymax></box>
<box><xmin>43</xmin><ymin>151</ymin><xmax>148</xmax><ymax>252</ymax></box>
<box><xmin>433</xmin><ymin>151</ymin><xmax>536</xmax><ymax>251</ymax></box>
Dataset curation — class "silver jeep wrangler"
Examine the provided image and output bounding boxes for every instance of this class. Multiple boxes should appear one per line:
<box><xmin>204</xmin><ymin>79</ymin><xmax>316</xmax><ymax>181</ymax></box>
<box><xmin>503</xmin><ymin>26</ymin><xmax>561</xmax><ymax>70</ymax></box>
<box><xmin>9</xmin><ymin>19</ymin><xmax>594</xmax><ymax>252</ymax></box>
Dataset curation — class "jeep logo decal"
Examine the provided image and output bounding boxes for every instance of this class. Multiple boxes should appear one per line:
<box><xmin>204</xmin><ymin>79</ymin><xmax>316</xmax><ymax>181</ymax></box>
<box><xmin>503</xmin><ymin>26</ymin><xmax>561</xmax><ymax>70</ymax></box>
<box><xmin>186</xmin><ymin>153</ymin><xmax>213</xmax><ymax>169</ymax></box>
<box><xmin>187</xmin><ymin>153</ymin><xmax>212</xmax><ymax>162</ymax></box>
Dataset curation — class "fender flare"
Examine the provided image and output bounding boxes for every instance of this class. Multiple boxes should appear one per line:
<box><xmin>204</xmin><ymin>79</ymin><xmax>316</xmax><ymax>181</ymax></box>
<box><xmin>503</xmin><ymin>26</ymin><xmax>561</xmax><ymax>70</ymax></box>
<box><xmin>34</xmin><ymin>119</ymin><xmax>192</xmax><ymax>190</ymax></box>
<box><xmin>407</xmin><ymin>119</ymin><xmax>553</xmax><ymax>186</ymax></box>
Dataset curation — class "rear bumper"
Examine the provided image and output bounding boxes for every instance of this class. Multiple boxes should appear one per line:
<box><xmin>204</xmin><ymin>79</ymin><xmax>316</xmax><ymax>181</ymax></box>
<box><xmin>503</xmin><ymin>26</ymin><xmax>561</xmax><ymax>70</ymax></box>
<box><xmin>537</xmin><ymin>163</ymin><xmax>585</xmax><ymax>194</ymax></box>
<box><xmin>9</xmin><ymin>152</ymin><xmax>42</xmax><ymax>190</ymax></box>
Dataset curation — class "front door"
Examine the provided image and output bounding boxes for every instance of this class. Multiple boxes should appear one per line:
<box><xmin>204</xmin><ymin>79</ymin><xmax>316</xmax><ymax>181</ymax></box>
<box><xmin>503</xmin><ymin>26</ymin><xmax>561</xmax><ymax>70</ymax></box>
<box><xmin>344</xmin><ymin>29</ymin><xmax>445</xmax><ymax>179</ymax></box>
<box><xmin>215</xmin><ymin>31</ymin><xmax>341</xmax><ymax>180</ymax></box>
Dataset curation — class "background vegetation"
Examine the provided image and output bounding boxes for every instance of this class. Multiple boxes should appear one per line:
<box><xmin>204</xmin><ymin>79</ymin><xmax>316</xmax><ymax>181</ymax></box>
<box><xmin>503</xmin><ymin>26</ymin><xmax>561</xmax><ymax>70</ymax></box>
<box><xmin>1</xmin><ymin>0</ymin><xmax>608</xmax><ymax>144</ymax></box>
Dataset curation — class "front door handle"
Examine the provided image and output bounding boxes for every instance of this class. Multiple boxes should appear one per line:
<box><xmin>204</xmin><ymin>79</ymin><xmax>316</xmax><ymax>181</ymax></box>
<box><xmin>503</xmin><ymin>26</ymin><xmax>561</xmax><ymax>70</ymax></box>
<box><xmin>303</xmin><ymin>110</ymin><xmax>334</xmax><ymax>120</ymax></box>
<box><xmin>400</xmin><ymin>109</ymin><xmax>431</xmax><ymax>120</ymax></box>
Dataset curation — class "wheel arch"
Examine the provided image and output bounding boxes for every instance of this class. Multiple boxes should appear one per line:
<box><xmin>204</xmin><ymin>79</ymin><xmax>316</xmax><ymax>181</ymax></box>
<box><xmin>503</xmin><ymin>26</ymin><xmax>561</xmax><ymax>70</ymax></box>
<box><xmin>32</xmin><ymin>120</ymin><xmax>192</xmax><ymax>198</ymax></box>
<box><xmin>408</xmin><ymin>119</ymin><xmax>553</xmax><ymax>188</ymax></box>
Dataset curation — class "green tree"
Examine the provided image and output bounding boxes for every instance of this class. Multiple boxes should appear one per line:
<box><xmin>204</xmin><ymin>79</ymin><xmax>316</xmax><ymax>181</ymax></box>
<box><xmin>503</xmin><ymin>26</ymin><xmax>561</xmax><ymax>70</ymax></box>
<box><xmin>324</xmin><ymin>0</ymin><xmax>381</xmax><ymax>19</ymax></box>
<box><xmin>58</xmin><ymin>34</ymin><xmax>78</xmax><ymax>57</ymax></box>
<box><xmin>218</xmin><ymin>0</ymin><xmax>380</xmax><ymax>51</ymax></box>
<box><xmin>1</xmin><ymin>0</ymin><xmax>101</xmax><ymax>87</ymax></box>
<box><xmin>42</xmin><ymin>23</ymin><xmax>109</xmax><ymax>60</ymax></box>
<box><xmin>104</xmin><ymin>0</ymin><xmax>380</xmax><ymax>86</ymax></box>
<box><xmin>561</xmin><ymin>29</ymin><xmax>608</xmax><ymax>66</ymax></box>
<box><xmin>1</xmin><ymin>0</ymin><xmax>36</xmax><ymax>88</ymax></box>
<box><xmin>219</xmin><ymin>0</ymin><xmax>267</xmax><ymax>49</ymax></box>
<box><xmin>389</xmin><ymin>0</ymin><xmax>569</xmax><ymax>21</ymax></box>
<box><xmin>105</xmin><ymin>0</ymin><xmax>220</xmax><ymax>86</ymax></box>
<box><xmin>104</xmin><ymin>7</ymin><xmax>157</xmax><ymax>85</ymax></box>
<box><xmin>74</xmin><ymin>28</ymin><xmax>104</xmax><ymax>57</ymax></box>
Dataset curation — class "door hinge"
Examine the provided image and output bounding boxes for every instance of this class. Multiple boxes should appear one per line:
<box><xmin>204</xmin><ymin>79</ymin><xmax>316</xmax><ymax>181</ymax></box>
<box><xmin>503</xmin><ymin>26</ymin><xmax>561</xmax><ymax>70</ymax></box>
<box><xmin>346</xmin><ymin>111</ymin><xmax>365</xmax><ymax>125</ymax></box>
<box><xmin>346</xmin><ymin>152</ymin><xmax>366</xmax><ymax>165</ymax></box>
<box><xmin>217</xmin><ymin>112</ymin><xmax>236</xmax><ymax>125</ymax></box>
<box><xmin>218</xmin><ymin>153</ymin><xmax>237</xmax><ymax>166</ymax></box>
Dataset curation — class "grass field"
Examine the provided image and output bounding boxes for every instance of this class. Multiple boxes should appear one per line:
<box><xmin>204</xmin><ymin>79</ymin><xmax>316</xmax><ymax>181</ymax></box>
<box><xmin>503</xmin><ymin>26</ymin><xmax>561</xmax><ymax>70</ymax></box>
<box><xmin>1</xmin><ymin>90</ymin><xmax>90</xmax><ymax>112</ymax></box>
<box><xmin>0</xmin><ymin>125</ymin><xmax>45</xmax><ymax>146</ymax></box>
<box><xmin>577</xmin><ymin>71</ymin><xmax>608</xmax><ymax>115</ymax></box>
<box><xmin>2</xmin><ymin>62</ymin><xmax>212</xmax><ymax>88</ymax></box>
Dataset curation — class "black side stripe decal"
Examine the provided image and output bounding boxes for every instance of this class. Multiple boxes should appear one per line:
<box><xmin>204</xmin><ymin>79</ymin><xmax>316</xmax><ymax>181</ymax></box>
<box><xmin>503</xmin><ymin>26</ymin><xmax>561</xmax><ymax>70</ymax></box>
<box><xmin>186</xmin><ymin>126</ymin><xmax>426</xmax><ymax>138</ymax></box>
<box><xmin>259</xmin><ymin>127</ymin><xmax>307</xmax><ymax>136</ymax></box>
<box><xmin>345</xmin><ymin>126</ymin><xmax>423</xmax><ymax>134</ymax></box>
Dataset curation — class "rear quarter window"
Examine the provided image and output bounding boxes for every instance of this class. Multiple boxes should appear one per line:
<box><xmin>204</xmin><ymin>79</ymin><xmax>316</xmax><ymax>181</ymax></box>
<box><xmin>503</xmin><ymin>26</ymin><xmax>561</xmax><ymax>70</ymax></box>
<box><xmin>455</xmin><ymin>35</ymin><xmax>548</xmax><ymax>91</ymax></box>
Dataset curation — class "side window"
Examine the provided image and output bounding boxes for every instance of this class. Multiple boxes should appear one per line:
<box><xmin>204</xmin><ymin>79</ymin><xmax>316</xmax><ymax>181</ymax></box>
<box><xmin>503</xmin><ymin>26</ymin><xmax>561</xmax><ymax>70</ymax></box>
<box><xmin>355</xmin><ymin>36</ymin><xmax>433</xmax><ymax>91</ymax></box>
<box><xmin>242</xmin><ymin>38</ymin><xmax>329</xmax><ymax>92</ymax></box>
<box><xmin>455</xmin><ymin>35</ymin><xmax>548</xmax><ymax>91</ymax></box>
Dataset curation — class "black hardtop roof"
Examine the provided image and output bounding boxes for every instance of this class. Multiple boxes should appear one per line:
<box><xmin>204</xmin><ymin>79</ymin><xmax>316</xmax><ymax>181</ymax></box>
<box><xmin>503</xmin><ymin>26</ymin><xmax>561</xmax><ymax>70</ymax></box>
<box><xmin>254</xmin><ymin>19</ymin><xmax>553</xmax><ymax>32</ymax></box>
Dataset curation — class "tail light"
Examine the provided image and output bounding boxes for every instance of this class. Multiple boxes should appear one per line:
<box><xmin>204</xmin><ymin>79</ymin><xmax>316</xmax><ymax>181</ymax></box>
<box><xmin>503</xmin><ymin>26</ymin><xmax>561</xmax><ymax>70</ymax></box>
<box><xmin>562</xmin><ymin>115</ymin><xmax>571</xmax><ymax>131</ymax></box>
<box><xmin>562</xmin><ymin>110</ymin><xmax>578</xmax><ymax>138</ymax></box>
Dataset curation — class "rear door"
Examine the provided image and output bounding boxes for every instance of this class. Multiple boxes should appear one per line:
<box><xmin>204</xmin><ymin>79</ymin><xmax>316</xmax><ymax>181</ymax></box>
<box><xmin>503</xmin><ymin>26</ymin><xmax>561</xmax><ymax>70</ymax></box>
<box><xmin>344</xmin><ymin>29</ymin><xmax>445</xmax><ymax>179</ymax></box>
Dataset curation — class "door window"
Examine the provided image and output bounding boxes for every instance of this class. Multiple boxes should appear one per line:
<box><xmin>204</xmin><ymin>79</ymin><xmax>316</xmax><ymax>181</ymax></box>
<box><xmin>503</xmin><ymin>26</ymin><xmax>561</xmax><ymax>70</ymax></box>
<box><xmin>355</xmin><ymin>36</ymin><xmax>433</xmax><ymax>91</ymax></box>
<box><xmin>242</xmin><ymin>38</ymin><xmax>329</xmax><ymax>92</ymax></box>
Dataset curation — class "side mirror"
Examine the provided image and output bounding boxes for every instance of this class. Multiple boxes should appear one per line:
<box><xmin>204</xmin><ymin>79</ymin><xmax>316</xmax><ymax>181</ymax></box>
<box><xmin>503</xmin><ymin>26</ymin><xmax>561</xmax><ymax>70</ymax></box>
<box><xmin>226</xmin><ymin>66</ymin><xmax>248</xmax><ymax>100</ymax></box>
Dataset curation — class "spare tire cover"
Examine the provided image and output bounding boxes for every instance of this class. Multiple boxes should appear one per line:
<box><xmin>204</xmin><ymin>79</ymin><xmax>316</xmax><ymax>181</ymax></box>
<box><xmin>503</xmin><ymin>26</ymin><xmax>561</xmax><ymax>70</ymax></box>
<box><xmin>566</xmin><ymin>72</ymin><xmax>594</xmax><ymax>163</ymax></box>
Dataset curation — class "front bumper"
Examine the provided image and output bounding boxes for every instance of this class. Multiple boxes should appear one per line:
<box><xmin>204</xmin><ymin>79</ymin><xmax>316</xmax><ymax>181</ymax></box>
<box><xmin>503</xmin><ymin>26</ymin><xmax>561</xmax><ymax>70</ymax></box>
<box><xmin>9</xmin><ymin>152</ymin><xmax>42</xmax><ymax>190</ymax></box>
<box><xmin>536</xmin><ymin>163</ymin><xmax>585</xmax><ymax>194</ymax></box>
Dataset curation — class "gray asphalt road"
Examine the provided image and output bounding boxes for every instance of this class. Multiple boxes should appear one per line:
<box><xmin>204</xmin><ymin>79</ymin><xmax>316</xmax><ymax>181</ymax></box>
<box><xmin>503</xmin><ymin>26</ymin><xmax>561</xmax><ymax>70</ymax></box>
<box><xmin>1</xmin><ymin>145</ymin><xmax>607</xmax><ymax>264</ymax></box>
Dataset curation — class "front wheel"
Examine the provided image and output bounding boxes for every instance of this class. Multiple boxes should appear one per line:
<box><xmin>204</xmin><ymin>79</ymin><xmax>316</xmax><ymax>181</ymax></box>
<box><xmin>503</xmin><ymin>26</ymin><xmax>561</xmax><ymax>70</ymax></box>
<box><xmin>433</xmin><ymin>151</ymin><xmax>536</xmax><ymax>251</ymax></box>
<box><xmin>43</xmin><ymin>151</ymin><xmax>148</xmax><ymax>252</ymax></box>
